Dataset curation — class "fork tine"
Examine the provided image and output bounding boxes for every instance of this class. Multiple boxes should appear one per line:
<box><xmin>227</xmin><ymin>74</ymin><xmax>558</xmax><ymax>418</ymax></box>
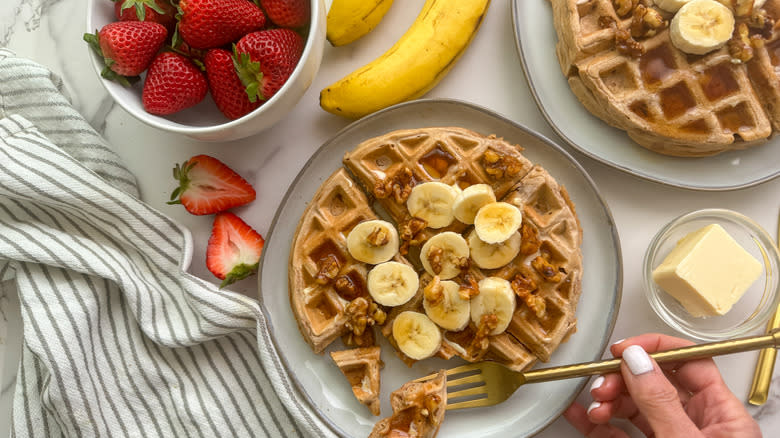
<box><xmin>447</xmin><ymin>385</ymin><xmax>488</xmax><ymax>400</ymax></box>
<box><xmin>446</xmin><ymin>373</ymin><xmax>483</xmax><ymax>387</ymax></box>
<box><xmin>446</xmin><ymin>398</ymin><xmax>492</xmax><ymax>410</ymax></box>
<box><xmin>414</xmin><ymin>363</ymin><xmax>482</xmax><ymax>383</ymax></box>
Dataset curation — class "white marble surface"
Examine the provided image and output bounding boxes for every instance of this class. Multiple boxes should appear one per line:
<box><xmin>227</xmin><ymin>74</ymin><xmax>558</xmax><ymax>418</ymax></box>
<box><xmin>1</xmin><ymin>0</ymin><xmax>780</xmax><ymax>436</ymax></box>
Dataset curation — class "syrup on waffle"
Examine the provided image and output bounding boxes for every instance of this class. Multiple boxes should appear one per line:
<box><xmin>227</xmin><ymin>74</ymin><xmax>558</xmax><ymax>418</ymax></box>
<box><xmin>331</xmin><ymin>346</ymin><xmax>384</xmax><ymax>416</ymax></box>
<box><xmin>552</xmin><ymin>0</ymin><xmax>780</xmax><ymax>156</ymax></box>
<box><xmin>368</xmin><ymin>370</ymin><xmax>447</xmax><ymax>438</ymax></box>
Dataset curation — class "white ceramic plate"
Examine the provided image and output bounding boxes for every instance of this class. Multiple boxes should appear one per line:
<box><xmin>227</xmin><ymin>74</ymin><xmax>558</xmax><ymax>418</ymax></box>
<box><xmin>512</xmin><ymin>0</ymin><xmax>780</xmax><ymax>191</ymax></box>
<box><xmin>258</xmin><ymin>99</ymin><xmax>622</xmax><ymax>437</ymax></box>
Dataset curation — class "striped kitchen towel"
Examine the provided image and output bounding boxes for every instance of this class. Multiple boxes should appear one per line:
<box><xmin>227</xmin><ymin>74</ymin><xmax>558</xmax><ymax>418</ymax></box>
<box><xmin>0</xmin><ymin>50</ymin><xmax>335</xmax><ymax>437</ymax></box>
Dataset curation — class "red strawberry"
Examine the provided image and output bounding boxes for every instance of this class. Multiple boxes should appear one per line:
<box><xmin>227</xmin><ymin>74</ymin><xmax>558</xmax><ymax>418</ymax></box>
<box><xmin>206</xmin><ymin>212</ymin><xmax>265</xmax><ymax>288</ymax></box>
<box><xmin>114</xmin><ymin>0</ymin><xmax>177</xmax><ymax>30</ymax></box>
<box><xmin>142</xmin><ymin>52</ymin><xmax>208</xmax><ymax>115</ymax></box>
<box><xmin>168</xmin><ymin>155</ymin><xmax>256</xmax><ymax>215</ymax></box>
<box><xmin>234</xmin><ymin>29</ymin><xmax>304</xmax><ymax>102</ymax></box>
<box><xmin>260</xmin><ymin>0</ymin><xmax>310</xmax><ymax>28</ymax></box>
<box><xmin>204</xmin><ymin>48</ymin><xmax>260</xmax><ymax>120</ymax></box>
<box><xmin>83</xmin><ymin>21</ymin><xmax>167</xmax><ymax>85</ymax></box>
<box><xmin>177</xmin><ymin>0</ymin><xmax>267</xmax><ymax>50</ymax></box>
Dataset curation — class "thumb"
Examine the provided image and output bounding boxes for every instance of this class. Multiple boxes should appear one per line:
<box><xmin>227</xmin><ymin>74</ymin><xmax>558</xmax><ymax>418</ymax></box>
<box><xmin>620</xmin><ymin>345</ymin><xmax>701</xmax><ymax>437</ymax></box>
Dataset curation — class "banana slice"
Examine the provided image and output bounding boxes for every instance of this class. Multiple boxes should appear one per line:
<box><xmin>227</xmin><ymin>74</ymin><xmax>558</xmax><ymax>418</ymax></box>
<box><xmin>474</xmin><ymin>202</ymin><xmax>523</xmax><ymax>244</ymax></box>
<box><xmin>471</xmin><ymin>277</ymin><xmax>516</xmax><ymax>335</ymax></box>
<box><xmin>452</xmin><ymin>184</ymin><xmax>496</xmax><ymax>224</ymax></box>
<box><xmin>467</xmin><ymin>230</ymin><xmax>522</xmax><ymax>270</ymax></box>
<box><xmin>420</xmin><ymin>231</ymin><xmax>469</xmax><ymax>280</ymax></box>
<box><xmin>367</xmin><ymin>261</ymin><xmax>419</xmax><ymax>306</ymax></box>
<box><xmin>670</xmin><ymin>0</ymin><xmax>735</xmax><ymax>55</ymax></box>
<box><xmin>406</xmin><ymin>182</ymin><xmax>458</xmax><ymax>229</ymax></box>
<box><xmin>423</xmin><ymin>279</ymin><xmax>470</xmax><ymax>331</ymax></box>
<box><xmin>347</xmin><ymin>219</ymin><xmax>400</xmax><ymax>264</ymax></box>
<box><xmin>392</xmin><ymin>311</ymin><xmax>442</xmax><ymax>360</ymax></box>
<box><xmin>655</xmin><ymin>0</ymin><xmax>692</xmax><ymax>12</ymax></box>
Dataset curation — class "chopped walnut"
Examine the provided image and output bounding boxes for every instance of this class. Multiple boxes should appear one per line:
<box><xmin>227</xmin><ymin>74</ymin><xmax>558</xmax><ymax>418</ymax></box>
<box><xmin>334</xmin><ymin>275</ymin><xmax>360</xmax><ymax>300</ymax></box>
<box><xmin>343</xmin><ymin>297</ymin><xmax>385</xmax><ymax>347</ymax></box>
<box><xmin>532</xmin><ymin>256</ymin><xmax>564</xmax><ymax>283</ymax></box>
<box><xmin>423</xmin><ymin>276</ymin><xmax>444</xmax><ymax>306</ymax></box>
<box><xmin>511</xmin><ymin>274</ymin><xmax>546</xmax><ymax>319</ymax></box>
<box><xmin>342</xmin><ymin>327</ymin><xmax>375</xmax><ymax>348</ymax></box>
<box><xmin>749</xmin><ymin>8</ymin><xmax>775</xmax><ymax>39</ymax></box>
<box><xmin>615</xmin><ymin>28</ymin><xmax>645</xmax><ymax>57</ymax></box>
<box><xmin>483</xmin><ymin>149</ymin><xmax>523</xmax><ymax>180</ymax></box>
<box><xmin>467</xmin><ymin>313</ymin><xmax>499</xmax><ymax>359</ymax></box>
<box><xmin>366</xmin><ymin>226</ymin><xmax>390</xmax><ymax>247</ymax></box>
<box><xmin>315</xmin><ymin>254</ymin><xmax>340</xmax><ymax>284</ymax></box>
<box><xmin>427</xmin><ymin>247</ymin><xmax>444</xmax><ymax>275</ymax></box>
<box><xmin>458</xmin><ymin>274</ymin><xmax>480</xmax><ymax>300</ymax></box>
<box><xmin>374</xmin><ymin>167</ymin><xmax>415</xmax><ymax>204</ymax></box>
<box><xmin>399</xmin><ymin>217</ymin><xmax>427</xmax><ymax>255</ymax></box>
<box><xmin>729</xmin><ymin>22</ymin><xmax>754</xmax><ymax>62</ymax></box>
<box><xmin>613</xmin><ymin>0</ymin><xmax>637</xmax><ymax>17</ymax></box>
<box><xmin>630</xmin><ymin>5</ymin><xmax>667</xmax><ymax>39</ymax></box>
<box><xmin>371</xmin><ymin>302</ymin><xmax>387</xmax><ymax>326</ymax></box>
<box><xmin>519</xmin><ymin>222</ymin><xmax>541</xmax><ymax>256</ymax></box>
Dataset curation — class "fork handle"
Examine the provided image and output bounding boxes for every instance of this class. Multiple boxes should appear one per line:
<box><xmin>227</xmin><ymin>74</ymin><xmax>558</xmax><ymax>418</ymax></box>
<box><xmin>522</xmin><ymin>330</ymin><xmax>780</xmax><ymax>384</ymax></box>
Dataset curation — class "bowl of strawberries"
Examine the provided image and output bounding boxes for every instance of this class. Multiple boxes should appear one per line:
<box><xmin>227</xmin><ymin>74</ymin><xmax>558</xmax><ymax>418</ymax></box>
<box><xmin>85</xmin><ymin>0</ymin><xmax>325</xmax><ymax>141</ymax></box>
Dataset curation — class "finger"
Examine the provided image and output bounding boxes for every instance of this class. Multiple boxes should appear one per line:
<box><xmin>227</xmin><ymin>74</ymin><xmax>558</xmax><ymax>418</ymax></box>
<box><xmin>612</xmin><ymin>334</ymin><xmax>722</xmax><ymax>394</ymax></box>
<box><xmin>620</xmin><ymin>344</ymin><xmax>702</xmax><ymax>437</ymax></box>
<box><xmin>590</xmin><ymin>374</ymin><xmax>625</xmax><ymax>402</ymax></box>
<box><xmin>564</xmin><ymin>402</ymin><xmax>631</xmax><ymax>438</ymax></box>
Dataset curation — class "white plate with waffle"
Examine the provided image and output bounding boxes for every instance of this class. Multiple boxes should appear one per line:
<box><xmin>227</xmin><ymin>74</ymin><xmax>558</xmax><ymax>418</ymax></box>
<box><xmin>512</xmin><ymin>0</ymin><xmax>780</xmax><ymax>190</ymax></box>
<box><xmin>258</xmin><ymin>99</ymin><xmax>621</xmax><ymax>437</ymax></box>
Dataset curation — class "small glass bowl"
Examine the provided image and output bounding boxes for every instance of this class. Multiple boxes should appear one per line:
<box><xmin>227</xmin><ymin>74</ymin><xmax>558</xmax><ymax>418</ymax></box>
<box><xmin>643</xmin><ymin>209</ymin><xmax>780</xmax><ymax>341</ymax></box>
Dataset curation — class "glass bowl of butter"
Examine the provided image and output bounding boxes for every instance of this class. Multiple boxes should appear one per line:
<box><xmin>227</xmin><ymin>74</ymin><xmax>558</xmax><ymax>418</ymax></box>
<box><xmin>644</xmin><ymin>208</ymin><xmax>780</xmax><ymax>341</ymax></box>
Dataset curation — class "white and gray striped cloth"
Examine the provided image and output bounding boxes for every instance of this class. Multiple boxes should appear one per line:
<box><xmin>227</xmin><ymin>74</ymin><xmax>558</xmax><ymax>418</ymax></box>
<box><xmin>0</xmin><ymin>49</ymin><xmax>335</xmax><ymax>437</ymax></box>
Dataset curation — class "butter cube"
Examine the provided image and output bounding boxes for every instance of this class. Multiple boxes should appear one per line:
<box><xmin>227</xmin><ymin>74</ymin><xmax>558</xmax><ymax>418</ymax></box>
<box><xmin>652</xmin><ymin>223</ymin><xmax>763</xmax><ymax>317</ymax></box>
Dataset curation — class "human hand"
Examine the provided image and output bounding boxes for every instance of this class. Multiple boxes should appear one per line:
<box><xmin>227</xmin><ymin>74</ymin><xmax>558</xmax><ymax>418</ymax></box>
<box><xmin>563</xmin><ymin>333</ymin><xmax>761</xmax><ymax>438</ymax></box>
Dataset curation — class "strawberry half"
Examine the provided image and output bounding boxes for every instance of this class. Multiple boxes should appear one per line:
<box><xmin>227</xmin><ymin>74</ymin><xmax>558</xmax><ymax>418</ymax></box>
<box><xmin>142</xmin><ymin>52</ymin><xmax>208</xmax><ymax>115</ymax></box>
<box><xmin>84</xmin><ymin>21</ymin><xmax>168</xmax><ymax>86</ymax></box>
<box><xmin>234</xmin><ymin>28</ymin><xmax>304</xmax><ymax>103</ymax></box>
<box><xmin>206</xmin><ymin>212</ymin><xmax>265</xmax><ymax>288</ymax></box>
<box><xmin>260</xmin><ymin>0</ymin><xmax>310</xmax><ymax>28</ymax></box>
<box><xmin>114</xmin><ymin>0</ymin><xmax>177</xmax><ymax>30</ymax></box>
<box><xmin>204</xmin><ymin>48</ymin><xmax>260</xmax><ymax>120</ymax></box>
<box><xmin>168</xmin><ymin>154</ymin><xmax>256</xmax><ymax>215</ymax></box>
<box><xmin>177</xmin><ymin>0</ymin><xmax>267</xmax><ymax>50</ymax></box>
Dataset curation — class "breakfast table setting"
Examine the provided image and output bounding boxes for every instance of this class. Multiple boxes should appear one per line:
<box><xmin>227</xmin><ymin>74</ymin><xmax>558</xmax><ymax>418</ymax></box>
<box><xmin>1</xmin><ymin>0</ymin><xmax>780</xmax><ymax>437</ymax></box>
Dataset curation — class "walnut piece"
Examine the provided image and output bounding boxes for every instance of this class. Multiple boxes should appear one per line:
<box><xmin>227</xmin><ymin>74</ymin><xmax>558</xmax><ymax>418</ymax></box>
<box><xmin>427</xmin><ymin>246</ymin><xmax>444</xmax><ymax>275</ymax></box>
<box><xmin>511</xmin><ymin>274</ymin><xmax>546</xmax><ymax>319</ymax></box>
<box><xmin>729</xmin><ymin>22</ymin><xmax>754</xmax><ymax>62</ymax></box>
<box><xmin>483</xmin><ymin>149</ymin><xmax>523</xmax><ymax>180</ymax></box>
<box><xmin>423</xmin><ymin>276</ymin><xmax>444</xmax><ymax>306</ymax></box>
<box><xmin>615</xmin><ymin>28</ymin><xmax>645</xmax><ymax>57</ymax></box>
<box><xmin>334</xmin><ymin>275</ymin><xmax>362</xmax><ymax>301</ymax></box>
<box><xmin>315</xmin><ymin>254</ymin><xmax>340</xmax><ymax>284</ymax></box>
<box><xmin>366</xmin><ymin>226</ymin><xmax>390</xmax><ymax>247</ymax></box>
<box><xmin>399</xmin><ymin>217</ymin><xmax>427</xmax><ymax>255</ymax></box>
<box><xmin>519</xmin><ymin>222</ymin><xmax>541</xmax><ymax>256</ymax></box>
<box><xmin>613</xmin><ymin>0</ymin><xmax>637</xmax><ymax>17</ymax></box>
<box><xmin>374</xmin><ymin>166</ymin><xmax>415</xmax><ymax>204</ymax></box>
<box><xmin>467</xmin><ymin>313</ymin><xmax>498</xmax><ymax>359</ymax></box>
<box><xmin>748</xmin><ymin>7</ymin><xmax>774</xmax><ymax>39</ymax></box>
<box><xmin>630</xmin><ymin>5</ymin><xmax>667</xmax><ymax>39</ymax></box>
<box><xmin>459</xmin><ymin>274</ymin><xmax>480</xmax><ymax>300</ymax></box>
<box><xmin>532</xmin><ymin>255</ymin><xmax>564</xmax><ymax>283</ymax></box>
<box><xmin>343</xmin><ymin>297</ymin><xmax>386</xmax><ymax>347</ymax></box>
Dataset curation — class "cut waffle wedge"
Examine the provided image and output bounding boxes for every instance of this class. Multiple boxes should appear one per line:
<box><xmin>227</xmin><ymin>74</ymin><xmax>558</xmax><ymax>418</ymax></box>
<box><xmin>331</xmin><ymin>346</ymin><xmax>384</xmax><ymax>416</ymax></box>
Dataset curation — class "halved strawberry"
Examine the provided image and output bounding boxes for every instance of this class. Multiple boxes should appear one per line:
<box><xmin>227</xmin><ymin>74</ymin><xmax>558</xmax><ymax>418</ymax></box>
<box><xmin>206</xmin><ymin>212</ymin><xmax>265</xmax><ymax>288</ymax></box>
<box><xmin>168</xmin><ymin>155</ymin><xmax>256</xmax><ymax>215</ymax></box>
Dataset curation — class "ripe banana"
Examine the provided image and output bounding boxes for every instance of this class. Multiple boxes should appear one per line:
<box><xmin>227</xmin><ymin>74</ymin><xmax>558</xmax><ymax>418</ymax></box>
<box><xmin>392</xmin><ymin>311</ymin><xmax>442</xmax><ymax>360</ymax></box>
<box><xmin>407</xmin><ymin>182</ymin><xmax>459</xmax><ymax>229</ymax></box>
<box><xmin>423</xmin><ymin>279</ymin><xmax>470</xmax><ymax>331</ymax></box>
<box><xmin>320</xmin><ymin>0</ymin><xmax>491</xmax><ymax>119</ymax></box>
<box><xmin>467</xmin><ymin>230</ymin><xmax>521</xmax><ymax>270</ymax></box>
<box><xmin>670</xmin><ymin>0</ymin><xmax>734</xmax><ymax>55</ymax></box>
<box><xmin>452</xmin><ymin>184</ymin><xmax>496</xmax><ymax>225</ymax></box>
<box><xmin>474</xmin><ymin>202</ymin><xmax>523</xmax><ymax>244</ymax></box>
<box><xmin>367</xmin><ymin>261</ymin><xmax>419</xmax><ymax>306</ymax></box>
<box><xmin>654</xmin><ymin>0</ymin><xmax>691</xmax><ymax>12</ymax></box>
<box><xmin>326</xmin><ymin>0</ymin><xmax>395</xmax><ymax>46</ymax></box>
<box><xmin>420</xmin><ymin>231</ymin><xmax>470</xmax><ymax>280</ymax></box>
<box><xmin>347</xmin><ymin>219</ymin><xmax>400</xmax><ymax>264</ymax></box>
<box><xmin>471</xmin><ymin>277</ymin><xmax>516</xmax><ymax>335</ymax></box>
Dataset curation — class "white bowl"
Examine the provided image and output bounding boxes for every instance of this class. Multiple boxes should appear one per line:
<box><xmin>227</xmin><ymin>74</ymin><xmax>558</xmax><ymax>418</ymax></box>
<box><xmin>85</xmin><ymin>0</ymin><xmax>325</xmax><ymax>142</ymax></box>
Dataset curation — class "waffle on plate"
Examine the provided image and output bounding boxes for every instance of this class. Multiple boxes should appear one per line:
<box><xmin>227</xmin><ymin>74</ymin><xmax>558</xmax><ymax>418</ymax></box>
<box><xmin>289</xmin><ymin>127</ymin><xmax>583</xmax><ymax>434</ymax></box>
<box><xmin>552</xmin><ymin>0</ymin><xmax>780</xmax><ymax>156</ymax></box>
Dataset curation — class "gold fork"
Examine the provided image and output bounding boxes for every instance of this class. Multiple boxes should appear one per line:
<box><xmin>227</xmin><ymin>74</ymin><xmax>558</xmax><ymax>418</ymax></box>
<box><xmin>417</xmin><ymin>329</ymin><xmax>780</xmax><ymax>410</ymax></box>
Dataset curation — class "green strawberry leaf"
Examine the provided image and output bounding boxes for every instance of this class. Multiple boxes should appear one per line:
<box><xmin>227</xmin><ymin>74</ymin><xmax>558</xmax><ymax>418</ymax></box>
<box><xmin>232</xmin><ymin>46</ymin><xmax>267</xmax><ymax>103</ymax></box>
<box><xmin>219</xmin><ymin>262</ymin><xmax>259</xmax><ymax>289</ymax></box>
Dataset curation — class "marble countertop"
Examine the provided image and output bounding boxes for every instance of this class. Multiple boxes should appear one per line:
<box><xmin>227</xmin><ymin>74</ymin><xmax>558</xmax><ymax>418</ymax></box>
<box><xmin>2</xmin><ymin>0</ymin><xmax>780</xmax><ymax>436</ymax></box>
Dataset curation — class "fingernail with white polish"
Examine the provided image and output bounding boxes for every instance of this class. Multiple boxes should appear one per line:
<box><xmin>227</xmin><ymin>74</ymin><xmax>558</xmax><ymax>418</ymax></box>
<box><xmin>612</xmin><ymin>338</ymin><xmax>625</xmax><ymax>346</ymax></box>
<box><xmin>587</xmin><ymin>401</ymin><xmax>601</xmax><ymax>415</ymax></box>
<box><xmin>623</xmin><ymin>345</ymin><xmax>653</xmax><ymax>375</ymax></box>
<box><xmin>590</xmin><ymin>375</ymin><xmax>605</xmax><ymax>392</ymax></box>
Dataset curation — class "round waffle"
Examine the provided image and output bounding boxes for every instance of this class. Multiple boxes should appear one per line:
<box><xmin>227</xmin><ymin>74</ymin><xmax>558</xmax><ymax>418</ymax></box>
<box><xmin>552</xmin><ymin>0</ymin><xmax>780</xmax><ymax>156</ymax></box>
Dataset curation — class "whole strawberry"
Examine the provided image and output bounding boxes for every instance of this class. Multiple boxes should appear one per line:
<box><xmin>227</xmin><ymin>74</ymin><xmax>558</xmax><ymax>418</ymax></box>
<box><xmin>260</xmin><ymin>0</ymin><xmax>310</xmax><ymax>28</ymax></box>
<box><xmin>83</xmin><ymin>21</ymin><xmax>167</xmax><ymax>85</ymax></box>
<box><xmin>206</xmin><ymin>212</ymin><xmax>265</xmax><ymax>288</ymax></box>
<box><xmin>114</xmin><ymin>0</ymin><xmax>177</xmax><ymax>30</ymax></box>
<box><xmin>177</xmin><ymin>0</ymin><xmax>267</xmax><ymax>49</ymax></box>
<box><xmin>142</xmin><ymin>52</ymin><xmax>208</xmax><ymax>115</ymax></box>
<box><xmin>204</xmin><ymin>49</ymin><xmax>261</xmax><ymax>120</ymax></box>
<box><xmin>234</xmin><ymin>29</ymin><xmax>304</xmax><ymax>103</ymax></box>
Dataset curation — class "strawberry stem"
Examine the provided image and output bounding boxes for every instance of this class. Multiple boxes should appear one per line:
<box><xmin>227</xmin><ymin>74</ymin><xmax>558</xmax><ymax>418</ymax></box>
<box><xmin>220</xmin><ymin>262</ymin><xmax>259</xmax><ymax>288</ymax></box>
<box><xmin>232</xmin><ymin>45</ymin><xmax>267</xmax><ymax>103</ymax></box>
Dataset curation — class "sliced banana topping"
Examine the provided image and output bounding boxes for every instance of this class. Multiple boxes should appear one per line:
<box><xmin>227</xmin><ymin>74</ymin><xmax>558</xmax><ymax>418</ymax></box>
<box><xmin>471</xmin><ymin>277</ymin><xmax>516</xmax><ymax>336</ymax></box>
<box><xmin>406</xmin><ymin>181</ymin><xmax>459</xmax><ymax>229</ymax></box>
<box><xmin>420</xmin><ymin>231</ymin><xmax>470</xmax><ymax>280</ymax></box>
<box><xmin>367</xmin><ymin>261</ymin><xmax>419</xmax><ymax>307</ymax></box>
<box><xmin>452</xmin><ymin>184</ymin><xmax>496</xmax><ymax>224</ymax></box>
<box><xmin>655</xmin><ymin>0</ymin><xmax>692</xmax><ymax>12</ymax></box>
<box><xmin>423</xmin><ymin>278</ymin><xmax>471</xmax><ymax>331</ymax></box>
<box><xmin>474</xmin><ymin>202</ymin><xmax>523</xmax><ymax>244</ymax></box>
<box><xmin>392</xmin><ymin>311</ymin><xmax>442</xmax><ymax>360</ymax></box>
<box><xmin>670</xmin><ymin>0</ymin><xmax>735</xmax><ymax>55</ymax></box>
<box><xmin>346</xmin><ymin>219</ymin><xmax>400</xmax><ymax>264</ymax></box>
<box><xmin>467</xmin><ymin>230</ymin><xmax>522</xmax><ymax>270</ymax></box>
